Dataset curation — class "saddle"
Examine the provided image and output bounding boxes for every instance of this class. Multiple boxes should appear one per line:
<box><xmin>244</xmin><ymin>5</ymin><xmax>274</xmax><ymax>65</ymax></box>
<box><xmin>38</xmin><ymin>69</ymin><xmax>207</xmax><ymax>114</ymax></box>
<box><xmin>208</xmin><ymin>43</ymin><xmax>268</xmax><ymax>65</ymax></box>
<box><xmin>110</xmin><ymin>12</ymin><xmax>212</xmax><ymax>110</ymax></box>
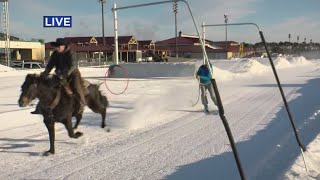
<box><xmin>60</xmin><ymin>78</ymin><xmax>91</xmax><ymax>96</ymax></box>
<box><xmin>82</xmin><ymin>79</ymin><xmax>91</xmax><ymax>96</ymax></box>
<box><xmin>38</xmin><ymin>75</ymin><xmax>91</xmax><ymax>113</ymax></box>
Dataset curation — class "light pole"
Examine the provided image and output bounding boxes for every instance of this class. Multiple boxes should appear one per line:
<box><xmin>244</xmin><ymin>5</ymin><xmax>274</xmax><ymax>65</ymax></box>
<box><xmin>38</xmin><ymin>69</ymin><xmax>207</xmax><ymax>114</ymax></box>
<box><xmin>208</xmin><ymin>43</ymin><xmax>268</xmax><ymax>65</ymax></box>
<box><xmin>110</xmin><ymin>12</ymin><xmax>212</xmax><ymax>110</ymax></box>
<box><xmin>297</xmin><ymin>36</ymin><xmax>300</xmax><ymax>56</ymax></box>
<box><xmin>202</xmin><ymin>21</ymin><xmax>206</xmax><ymax>64</ymax></box>
<box><xmin>173</xmin><ymin>1</ymin><xmax>178</xmax><ymax>58</ymax></box>
<box><xmin>288</xmin><ymin>33</ymin><xmax>291</xmax><ymax>43</ymax></box>
<box><xmin>224</xmin><ymin>14</ymin><xmax>228</xmax><ymax>58</ymax></box>
<box><xmin>1</xmin><ymin>0</ymin><xmax>10</xmax><ymax>66</ymax></box>
<box><xmin>288</xmin><ymin>33</ymin><xmax>291</xmax><ymax>52</ymax></box>
<box><xmin>99</xmin><ymin>0</ymin><xmax>106</xmax><ymax>62</ymax></box>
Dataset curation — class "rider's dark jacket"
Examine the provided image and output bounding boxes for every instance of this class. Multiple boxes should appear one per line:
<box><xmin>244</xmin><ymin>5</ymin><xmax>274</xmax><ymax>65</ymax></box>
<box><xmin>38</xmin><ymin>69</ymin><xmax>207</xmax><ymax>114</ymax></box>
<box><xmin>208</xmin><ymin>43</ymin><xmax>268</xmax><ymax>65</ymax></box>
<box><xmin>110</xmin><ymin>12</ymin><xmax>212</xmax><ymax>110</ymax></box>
<box><xmin>43</xmin><ymin>46</ymin><xmax>77</xmax><ymax>78</ymax></box>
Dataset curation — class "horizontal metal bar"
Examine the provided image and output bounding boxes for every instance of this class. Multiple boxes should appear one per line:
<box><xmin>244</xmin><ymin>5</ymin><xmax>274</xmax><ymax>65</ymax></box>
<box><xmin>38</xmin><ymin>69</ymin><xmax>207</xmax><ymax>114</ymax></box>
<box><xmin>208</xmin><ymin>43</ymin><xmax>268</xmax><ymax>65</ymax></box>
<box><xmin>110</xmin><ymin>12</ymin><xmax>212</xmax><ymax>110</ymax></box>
<box><xmin>202</xmin><ymin>23</ymin><xmax>261</xmax><ymax>31</ymax></box>
<box><xmin>112</xmin><ymin>0</ymin><xmax>174</xmax><ymax>11</ymax></box>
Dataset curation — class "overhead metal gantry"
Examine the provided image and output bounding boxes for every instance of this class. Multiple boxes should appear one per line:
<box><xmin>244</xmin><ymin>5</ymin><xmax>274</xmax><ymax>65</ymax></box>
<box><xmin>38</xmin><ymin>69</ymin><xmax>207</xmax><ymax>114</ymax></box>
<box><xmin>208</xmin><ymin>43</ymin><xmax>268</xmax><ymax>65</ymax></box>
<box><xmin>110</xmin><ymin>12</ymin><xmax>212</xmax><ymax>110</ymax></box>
<box><xmin>112</xmin><ymin>1</ymin><xmax>246</xmax><ymax>180</ymax></box>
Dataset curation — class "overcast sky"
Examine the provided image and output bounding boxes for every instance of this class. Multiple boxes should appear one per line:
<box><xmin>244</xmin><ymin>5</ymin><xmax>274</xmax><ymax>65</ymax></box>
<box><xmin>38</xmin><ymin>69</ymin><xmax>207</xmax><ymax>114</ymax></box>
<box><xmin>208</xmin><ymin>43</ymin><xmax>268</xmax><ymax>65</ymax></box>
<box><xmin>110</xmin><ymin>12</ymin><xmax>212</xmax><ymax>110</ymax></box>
<box><xmin>9</xmin><ymin>0</ymin><xmax>320</xmax><ymax>43</ymax></box>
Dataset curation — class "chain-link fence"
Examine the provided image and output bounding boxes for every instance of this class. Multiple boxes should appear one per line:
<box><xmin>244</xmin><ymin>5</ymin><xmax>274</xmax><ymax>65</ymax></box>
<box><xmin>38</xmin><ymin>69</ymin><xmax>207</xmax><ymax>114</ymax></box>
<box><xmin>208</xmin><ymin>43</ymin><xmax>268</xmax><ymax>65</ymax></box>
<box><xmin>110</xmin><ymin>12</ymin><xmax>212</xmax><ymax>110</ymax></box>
<box><xmin>78</xmin><ymin>56</ymin><xmax>114</xmax><ymax>67</ymax></box>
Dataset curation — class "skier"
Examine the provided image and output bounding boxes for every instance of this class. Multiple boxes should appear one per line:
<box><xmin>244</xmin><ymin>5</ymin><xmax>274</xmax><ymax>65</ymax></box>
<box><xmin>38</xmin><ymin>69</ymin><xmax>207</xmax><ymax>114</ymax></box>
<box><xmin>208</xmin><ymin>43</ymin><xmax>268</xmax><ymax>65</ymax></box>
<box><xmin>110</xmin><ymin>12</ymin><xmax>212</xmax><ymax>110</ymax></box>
<box><xmin>196</xmin><ymin>62</ymin><xmax>218</xmax><ymax>113</ymax></box>
<box><xmin>32</xmin><ymin>38</ymin><xmax>86</xmax><ymax>114</ymax></box>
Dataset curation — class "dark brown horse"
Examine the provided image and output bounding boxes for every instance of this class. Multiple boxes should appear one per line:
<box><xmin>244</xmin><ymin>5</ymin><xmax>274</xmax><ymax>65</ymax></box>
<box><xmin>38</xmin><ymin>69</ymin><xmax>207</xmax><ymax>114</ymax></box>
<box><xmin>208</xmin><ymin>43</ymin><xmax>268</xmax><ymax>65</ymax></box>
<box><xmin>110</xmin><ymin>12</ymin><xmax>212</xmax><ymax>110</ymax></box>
<box><xmin>18</xmin><ymin>74</ymin><xmax>109</xmax><ymax>156</ymax></box>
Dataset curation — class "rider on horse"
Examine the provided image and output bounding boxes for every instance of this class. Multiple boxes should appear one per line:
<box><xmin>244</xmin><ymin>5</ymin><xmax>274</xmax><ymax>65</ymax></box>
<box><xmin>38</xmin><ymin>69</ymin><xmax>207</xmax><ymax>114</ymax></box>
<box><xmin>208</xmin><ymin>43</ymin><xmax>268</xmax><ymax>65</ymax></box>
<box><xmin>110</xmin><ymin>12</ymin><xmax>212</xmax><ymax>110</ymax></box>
<box><xmin>32</xmin><ymin>38</ymin><xmax>86</xmax><ymax>114</ymax></box>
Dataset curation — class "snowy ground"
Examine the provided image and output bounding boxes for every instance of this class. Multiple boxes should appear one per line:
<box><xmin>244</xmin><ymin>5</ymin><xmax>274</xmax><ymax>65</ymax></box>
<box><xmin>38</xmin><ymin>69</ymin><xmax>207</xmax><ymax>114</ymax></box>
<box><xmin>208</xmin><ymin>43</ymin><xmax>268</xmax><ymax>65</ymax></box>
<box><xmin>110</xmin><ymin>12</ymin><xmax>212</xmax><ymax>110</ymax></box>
<box><xmin>0</xmin><ymin>57</ymin><xmax>320</xmax><ymax>180</ymax></box>
<box><xmin>0</xmin><ymin>64</ymin><xmax>15</xmax><ymax>72</ymax></box>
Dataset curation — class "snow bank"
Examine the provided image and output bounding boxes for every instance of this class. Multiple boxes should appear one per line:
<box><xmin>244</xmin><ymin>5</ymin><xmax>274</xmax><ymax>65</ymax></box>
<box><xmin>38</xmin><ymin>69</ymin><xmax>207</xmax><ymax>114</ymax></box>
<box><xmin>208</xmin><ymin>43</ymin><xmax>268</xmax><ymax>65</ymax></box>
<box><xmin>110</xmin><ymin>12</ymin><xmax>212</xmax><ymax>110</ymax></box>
<box><xmin>243</xmin><ymin>59</ymin><xmax>269</xmax><ymax>74</ymax></box>
<box><xmin>87</xmin><ymin>56</ymin><xmax>312</xmax><ymax>82</ymax></box>
<box><xmin>274</xmin><ymin>57</ymin><xmax>294</xmax><ymax>69</ymax></box>
<box><xmin>285</xmin><ymin>132</ymin><xmax>320</xmax><ymax>179</ymax></box>
<box><xmin>0</xmin><ymin>64</ymin><xmax>15</xmax><ymax>72</ymax></box>
<box><xmin>289</xmin><ymin>56</ymin><xmax>312</xmax><ymax>66</ymax></box>
<box><xmin>212</xmin><ymin>56</ymin><xmax>312</xmax><ymax>81</ymax></box>
<box><xmin>209</xmin><ymin>59</ymin><xmax>269</xmax><ymax>81</ymax></box>
<box><xmin>212</xmin><ymin>66</ymin><xmax>236</xmax><ymax>81</ymax></box>
<box><xmin>273</xmin><ymin>56</ymin><xmax>312</xmax><ymax>69</ymax></box>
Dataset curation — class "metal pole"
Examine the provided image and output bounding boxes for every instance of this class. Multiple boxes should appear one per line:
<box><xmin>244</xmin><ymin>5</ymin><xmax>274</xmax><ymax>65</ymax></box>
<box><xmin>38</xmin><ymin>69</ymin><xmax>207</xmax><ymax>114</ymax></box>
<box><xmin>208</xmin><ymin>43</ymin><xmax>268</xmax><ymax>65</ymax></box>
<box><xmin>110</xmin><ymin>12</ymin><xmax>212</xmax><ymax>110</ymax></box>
<box><xmin>259</xmin><ymin>31</ymin><xmax>306</xmax><ymax>151</ymax></box>
<box><xmin>101</xmin><ymin>0</ymin><xmax>106</xmax><ymax>46</ymax></box>
<box><xmin>1</xmin><ymin>0</ymin><xmax>10</xmax><ymax>66</ymax></box>
<box><xmin>173</xmin><ymin>1</ymin><xmax>178</xmax><ymax>58</ymax></box>
<box><xmin>289</xmin><ymin>34</ymin><xmax>291</xmax><ymax>43</ymax></box>
<box><xmin>297</xmin><ymin>36</ymin><xmax>300</xmax><ymax>56</ymax></box>
<box><xmin>113</xmin><ymin>2</ymin><xmax>119</xmax><ymax>65</ymax></box>
<box><xmin>100</xmin><ymin>0</ymin><xmax>107</xmax><ymax>63</ymax></box>
<box><xmin>224</xmin><ymin>14</ymin><xmax>228</xmax><ymax>59</ymax></box>
<box><xmin>6</xmin><ymin>0</ymin><xmax>10</xmax><ymax>67</ymax></box>
<box><xmin>226</xmin><ymin>22</ymin><xmax>228</xmax><ymax>51</ymax></box>
<box><xmin>202</xmin><ymin>21</ymin><xmax>206</xmax><ymax>64</ymax></box>
<box><xmin>179</xmin><ymin>0</ymin><xmax>211</xmax><ymax>73</ymax></box>
<box><xmin>211</xmin><ymin>79</ymin><xmax>246</xmax><ymax>180</ymax></box>
<box><xmin>300</xmin><ymin>148</ymin><xmax>308</xmax><ymax>172</ymax></box>
<box><xmin>175</xmin><ymin>6</ymin><xmax>178</xmax><ymax>58</ymax></box>
<box><xmin>226</xmin><ymin>23</ymin><xmax>228</xmax><ymax>59</ymax></box>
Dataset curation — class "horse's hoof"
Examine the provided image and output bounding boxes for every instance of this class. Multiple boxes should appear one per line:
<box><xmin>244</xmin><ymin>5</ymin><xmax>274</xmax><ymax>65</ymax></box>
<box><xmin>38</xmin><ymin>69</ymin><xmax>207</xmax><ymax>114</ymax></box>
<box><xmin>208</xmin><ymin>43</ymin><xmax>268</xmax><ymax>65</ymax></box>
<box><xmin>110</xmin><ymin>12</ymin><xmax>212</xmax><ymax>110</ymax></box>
<box><xmin>75</xmin><ymin>132</ymin><xmax>83</xmax><ymax>138</ymax></box>
<box><xmin>43</xmin><ymin>150</ymin><xmax>54</xmax><ymax>156</ymax></box>
<box><xmin>101</xmin><ymin>124</ymin><xmax>106</xmax><ymax>129</ymax></box>
<box><xmin>31</xmin><ymin>111</ymin><xmax>41</xmax><ymax>115</ymax></box>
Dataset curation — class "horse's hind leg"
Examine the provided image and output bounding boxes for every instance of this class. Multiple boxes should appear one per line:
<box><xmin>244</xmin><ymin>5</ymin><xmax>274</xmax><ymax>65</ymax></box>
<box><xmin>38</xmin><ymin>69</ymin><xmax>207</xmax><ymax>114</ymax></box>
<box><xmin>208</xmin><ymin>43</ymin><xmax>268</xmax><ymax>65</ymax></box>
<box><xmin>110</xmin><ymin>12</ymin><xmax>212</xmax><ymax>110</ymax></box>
<box><xmin>73</xmin><ymin>113</ymin><xmax>83</xmax><ymax>129</ymax></box>
<box><xmin>64</xmin><ymin>115</ymin><xmax>83</xmax><ymax>138</ymax></box>
<box><xmin>87</xmin><ymin>100</ymin><xmax>106</xmax><ymax>129</ymax></box>
<box><xmin>101</xmin><ymin>108</ymin><xmax>106</xmax><ymax>129</ymax></box>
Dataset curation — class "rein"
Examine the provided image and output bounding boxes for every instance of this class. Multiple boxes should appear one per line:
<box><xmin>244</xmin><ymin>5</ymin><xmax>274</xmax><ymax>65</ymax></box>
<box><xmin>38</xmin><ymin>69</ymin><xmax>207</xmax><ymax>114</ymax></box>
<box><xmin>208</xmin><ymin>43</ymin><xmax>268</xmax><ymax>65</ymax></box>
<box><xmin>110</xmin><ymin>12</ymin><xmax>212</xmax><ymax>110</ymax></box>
<box><xmin>49</xmin><ymin>88</ymin><xmax>61</xmax><ymax>110</ymax></box>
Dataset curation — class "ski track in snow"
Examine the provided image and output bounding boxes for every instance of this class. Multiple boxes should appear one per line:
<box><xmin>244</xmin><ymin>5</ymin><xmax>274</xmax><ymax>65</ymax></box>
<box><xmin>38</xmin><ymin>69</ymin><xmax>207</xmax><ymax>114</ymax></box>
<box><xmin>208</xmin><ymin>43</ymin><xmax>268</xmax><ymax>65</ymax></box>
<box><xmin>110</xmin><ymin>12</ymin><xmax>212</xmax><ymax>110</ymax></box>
<box><xmin>0</xmin><ymin>59</ymin><xmax>320</xmax><ymax>180</ymax></box>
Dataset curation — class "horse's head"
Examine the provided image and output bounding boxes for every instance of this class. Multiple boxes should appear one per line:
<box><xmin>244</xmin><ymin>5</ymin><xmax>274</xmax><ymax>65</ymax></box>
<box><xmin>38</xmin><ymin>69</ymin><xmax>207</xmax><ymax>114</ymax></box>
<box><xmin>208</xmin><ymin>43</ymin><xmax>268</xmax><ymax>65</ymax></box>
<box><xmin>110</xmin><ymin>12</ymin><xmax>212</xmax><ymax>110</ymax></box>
<box><xmin>18</xmin><ymin>74</ymin><xmax>40</xmax><ymax>107</ymax></box>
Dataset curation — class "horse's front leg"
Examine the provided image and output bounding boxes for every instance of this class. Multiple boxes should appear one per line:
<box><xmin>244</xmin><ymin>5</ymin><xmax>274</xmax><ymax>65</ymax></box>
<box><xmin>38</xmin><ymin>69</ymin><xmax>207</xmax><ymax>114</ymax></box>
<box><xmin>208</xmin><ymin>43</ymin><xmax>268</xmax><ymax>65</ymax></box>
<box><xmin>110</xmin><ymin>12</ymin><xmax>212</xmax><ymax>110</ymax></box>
<box><xmin>64</xmin><ymin>115</ymin><xmax>83</xmax><ymax>138</ymax></box>
<box><xmin>73</xmin><ymin>113</ymin><xmax>82</xmax><ymax>129</ymax></box>
<box><xmin>43</xmin><ymin>120</ymin><xmax>55</xmax><ymax>156</ymax></box>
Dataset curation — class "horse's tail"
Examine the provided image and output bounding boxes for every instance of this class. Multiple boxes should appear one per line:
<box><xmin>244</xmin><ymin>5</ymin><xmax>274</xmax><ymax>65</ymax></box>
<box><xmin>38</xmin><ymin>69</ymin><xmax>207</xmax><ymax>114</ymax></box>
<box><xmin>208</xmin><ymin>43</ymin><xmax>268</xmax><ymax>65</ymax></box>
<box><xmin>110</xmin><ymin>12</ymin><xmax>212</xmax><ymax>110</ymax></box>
<box><xmin>90</xmin><ymin>83</ymin><xmax>109</xmax><ymax>108</ymax></box>
<box><xmin>101</xmin><ymin>95</ymin><xmax>109</xmax><ymax>108</ymax></box>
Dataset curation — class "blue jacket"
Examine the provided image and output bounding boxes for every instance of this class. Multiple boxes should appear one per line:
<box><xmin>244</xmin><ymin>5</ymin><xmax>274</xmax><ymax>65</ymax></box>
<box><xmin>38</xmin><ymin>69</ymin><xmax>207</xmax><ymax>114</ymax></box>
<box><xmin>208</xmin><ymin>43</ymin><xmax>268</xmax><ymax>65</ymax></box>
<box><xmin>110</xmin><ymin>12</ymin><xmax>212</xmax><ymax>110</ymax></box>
<box><xmin>196</xmin><ymin>64</ymin><xmax>212</xmax><ymax>84</ymax></box>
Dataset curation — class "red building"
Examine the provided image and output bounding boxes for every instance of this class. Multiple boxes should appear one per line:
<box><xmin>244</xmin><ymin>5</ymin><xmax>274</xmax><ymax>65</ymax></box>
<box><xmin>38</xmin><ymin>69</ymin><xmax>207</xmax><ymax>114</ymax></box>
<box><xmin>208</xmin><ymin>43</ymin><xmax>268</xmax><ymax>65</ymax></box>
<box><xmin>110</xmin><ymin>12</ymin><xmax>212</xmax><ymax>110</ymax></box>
<box><xmin>156</xmin><ymin>32</ymin><xmax>254</xmax><ymax>59</ymax></box>
<box><xmin>156</xmin><ymin>32</ymin><xmax>227</xmax><ymax>59</ymax></box>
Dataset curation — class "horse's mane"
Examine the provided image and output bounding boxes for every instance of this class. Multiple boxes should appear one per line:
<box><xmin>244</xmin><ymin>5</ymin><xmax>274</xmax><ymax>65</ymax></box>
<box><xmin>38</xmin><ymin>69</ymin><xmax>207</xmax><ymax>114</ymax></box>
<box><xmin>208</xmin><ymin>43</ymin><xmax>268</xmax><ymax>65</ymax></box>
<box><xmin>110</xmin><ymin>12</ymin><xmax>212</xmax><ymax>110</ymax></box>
<box><xmin>25</xmin><ymin>73</ymin><xmax>60</xmax><ymax>90</ymax></box>
<box><xmin>39</xmin><ymin>75</ymin><xmax>61</xmax><ymax>90</ymax></box>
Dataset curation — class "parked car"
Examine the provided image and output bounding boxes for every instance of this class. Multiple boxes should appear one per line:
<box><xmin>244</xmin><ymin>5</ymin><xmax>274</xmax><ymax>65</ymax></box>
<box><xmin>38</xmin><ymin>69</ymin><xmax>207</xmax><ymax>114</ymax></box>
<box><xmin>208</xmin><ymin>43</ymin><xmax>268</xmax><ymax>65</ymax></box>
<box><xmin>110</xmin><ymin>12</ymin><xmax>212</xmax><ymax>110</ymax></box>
<box><xmin>11</xmin><ymin>61</ymin><xmax>45</xmax><ymax>69</ymax></box>
<box><xmin>10</xmin><ymin>60</ymin><xmax>23</xmax><ymax>68</ymax></box>
<box><xmin>22</xmin><ymin>62</ymin><xmax>45</xmax><ymax>69</ymax></box>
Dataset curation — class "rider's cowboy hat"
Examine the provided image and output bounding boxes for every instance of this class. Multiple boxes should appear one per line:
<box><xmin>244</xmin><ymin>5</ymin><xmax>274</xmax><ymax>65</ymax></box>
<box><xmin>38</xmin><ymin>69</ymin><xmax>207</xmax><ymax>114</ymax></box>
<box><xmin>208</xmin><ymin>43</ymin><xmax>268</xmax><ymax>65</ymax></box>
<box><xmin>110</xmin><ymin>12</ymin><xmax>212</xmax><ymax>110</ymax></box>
<box><xmin>51</xmin><ymin>38</ymin><xmax>67</xmax><ymax>47</ymax></box>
